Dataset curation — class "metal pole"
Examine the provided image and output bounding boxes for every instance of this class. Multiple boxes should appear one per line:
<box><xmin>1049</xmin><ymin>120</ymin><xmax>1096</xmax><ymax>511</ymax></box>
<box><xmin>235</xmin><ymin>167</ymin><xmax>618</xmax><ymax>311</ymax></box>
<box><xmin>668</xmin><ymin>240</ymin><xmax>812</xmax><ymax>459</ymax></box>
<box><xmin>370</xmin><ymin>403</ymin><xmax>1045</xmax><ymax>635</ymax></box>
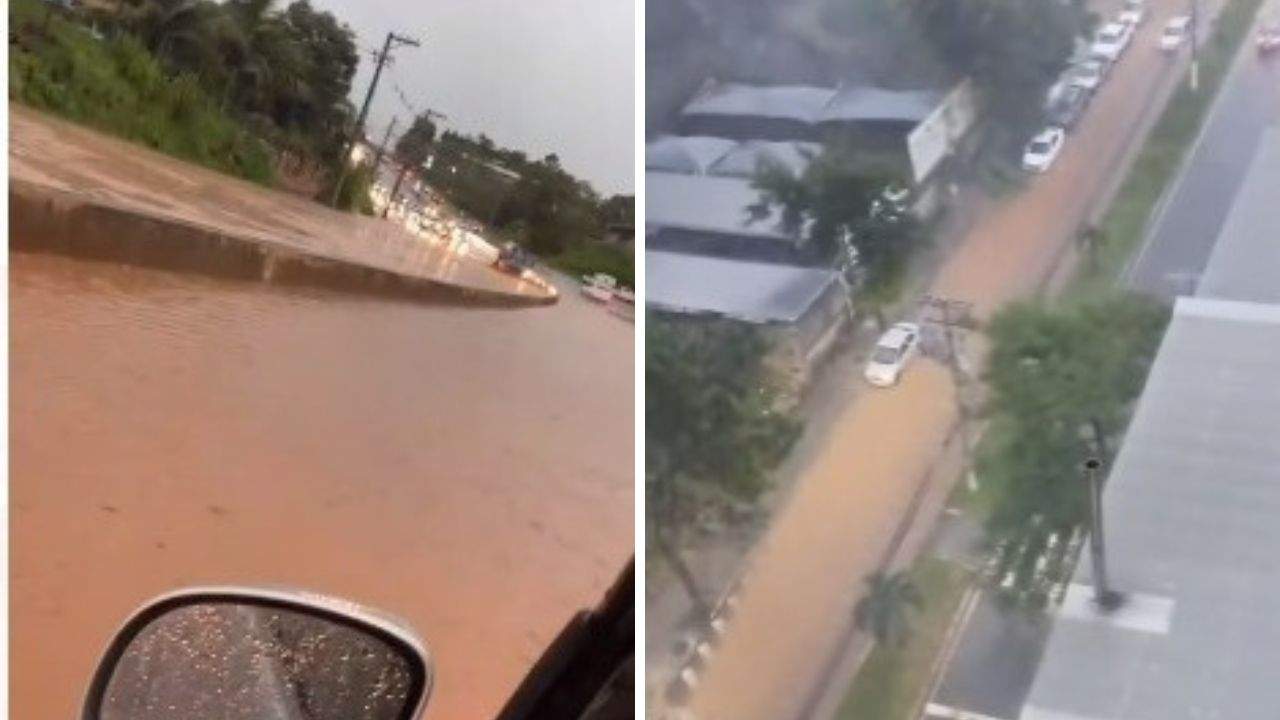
<box><xmin>372</xmin><ymin>115</ymin><xmax>398</xmax><ymax>175</ymax></box>
<box><xmin>926</xmin><ymin>296</ymin><xmax>977</xmax><ymax>490</ymax></box>
<box><xmin>1082</xmin><ymin>457</ymin><xmax>1122</xmax><ymax>609</ymax></box>
<box><xmin>1189</xmin><ymin>0</ymin><xmax>1200</xmax><ymax>90</ymax></box>
<box><xmin>332</xmin><ymin>32</ymin><xmax>420</xmax><ymax>206</ymax></box>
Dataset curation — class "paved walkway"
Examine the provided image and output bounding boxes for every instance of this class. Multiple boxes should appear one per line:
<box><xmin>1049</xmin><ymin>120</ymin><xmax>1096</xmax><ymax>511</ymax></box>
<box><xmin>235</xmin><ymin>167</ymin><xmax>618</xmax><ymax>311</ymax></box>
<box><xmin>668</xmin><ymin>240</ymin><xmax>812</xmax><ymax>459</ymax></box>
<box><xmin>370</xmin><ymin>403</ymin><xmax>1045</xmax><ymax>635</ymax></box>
<box><xmin>9</xmin><ymin>105</ymin><xmax>557</xmax><ymax>305</ymax></box>
<box><xmin>682</xmin><ymin>3</ymin><xmax>1199</xmax><ymax>718</ymax></box>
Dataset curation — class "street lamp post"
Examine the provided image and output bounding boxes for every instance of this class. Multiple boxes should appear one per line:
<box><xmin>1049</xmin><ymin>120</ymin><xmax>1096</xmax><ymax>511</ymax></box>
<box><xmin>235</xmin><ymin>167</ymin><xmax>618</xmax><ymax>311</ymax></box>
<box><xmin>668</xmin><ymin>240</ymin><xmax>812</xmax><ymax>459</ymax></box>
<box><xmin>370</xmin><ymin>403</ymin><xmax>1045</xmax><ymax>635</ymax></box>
<box><xmin>1081</xmin><ymin>457</ymin><xmax>1124</xmax><ymax>610</ymax></box>
<box><xmin>1189</xmin><ymin>0</ymin><xmax>1200</xmax><ymax>90</ymax></box>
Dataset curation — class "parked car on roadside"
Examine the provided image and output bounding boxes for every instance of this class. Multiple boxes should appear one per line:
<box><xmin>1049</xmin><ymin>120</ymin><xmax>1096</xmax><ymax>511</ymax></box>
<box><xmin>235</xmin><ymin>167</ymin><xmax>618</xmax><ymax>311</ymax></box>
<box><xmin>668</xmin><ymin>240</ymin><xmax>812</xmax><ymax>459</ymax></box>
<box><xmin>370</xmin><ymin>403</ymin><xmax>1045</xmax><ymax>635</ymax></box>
<box><xmin>1048</xmin><ymin>85</ymin><xmax>1091</xmax><ymax>131</ymax></box>
<box><xmin>1022</xmin><ymin>127</ymin><xmax>1067</xmax><ymax>173</ymax></box>
<box><xmin>1069</xmin><ymin>59</ymin><xmax>1110</xmax><ymax>91</ymax></box>
<box><xmin>1091</xmin><ymin>21</ymin><xmax>1134</xmax><ymax>62</ymax></box>
<box><xmin>1119</xmin><ymin>0</ymin><xmax>1147</xmax><ymax>26</ymax></box>
<box><xmin>864</xmin><ymin>323</ymin><xmax>921</xmax><ymax>387</ymax></box>
<box><xmin>1160</xmin><ymin>16</ymin><xmax>1192</xmax><ymax>52</ymax></box>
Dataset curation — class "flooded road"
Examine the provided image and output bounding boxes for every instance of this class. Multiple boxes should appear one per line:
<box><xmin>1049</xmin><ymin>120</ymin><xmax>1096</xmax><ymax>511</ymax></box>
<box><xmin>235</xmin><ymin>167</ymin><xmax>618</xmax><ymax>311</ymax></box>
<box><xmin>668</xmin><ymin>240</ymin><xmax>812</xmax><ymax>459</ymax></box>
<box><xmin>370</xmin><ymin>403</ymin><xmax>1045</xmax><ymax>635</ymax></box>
<box><xmin>10</xmin><ymin>251</ymin><xmax>633</xmax><ymax>719</ymax></box>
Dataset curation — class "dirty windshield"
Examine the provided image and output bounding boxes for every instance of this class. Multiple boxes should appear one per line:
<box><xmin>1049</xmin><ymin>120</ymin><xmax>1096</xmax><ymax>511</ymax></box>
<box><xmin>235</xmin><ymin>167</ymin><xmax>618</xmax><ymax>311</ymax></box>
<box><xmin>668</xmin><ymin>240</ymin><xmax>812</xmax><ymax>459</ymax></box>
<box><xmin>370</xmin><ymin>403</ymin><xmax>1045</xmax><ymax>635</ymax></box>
<box><xmin>102</xmin><ymin>603</ymin><xmax>413</xmax><ymax>720</ymax></box>
<box><xmin>646</xmin><ymin>0</ymin><xmax>1279</xmax><ymax>716</ymax></box>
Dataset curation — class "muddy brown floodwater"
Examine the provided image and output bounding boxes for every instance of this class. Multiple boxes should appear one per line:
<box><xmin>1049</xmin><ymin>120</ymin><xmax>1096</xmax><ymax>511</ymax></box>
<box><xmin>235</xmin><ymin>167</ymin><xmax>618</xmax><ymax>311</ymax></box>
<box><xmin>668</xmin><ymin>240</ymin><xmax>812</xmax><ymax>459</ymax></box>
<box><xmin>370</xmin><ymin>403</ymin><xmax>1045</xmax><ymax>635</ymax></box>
<box><xmin>10</xmin><ymin>251</ymin><xmax>633</xmax><ymax>720</ymax></box>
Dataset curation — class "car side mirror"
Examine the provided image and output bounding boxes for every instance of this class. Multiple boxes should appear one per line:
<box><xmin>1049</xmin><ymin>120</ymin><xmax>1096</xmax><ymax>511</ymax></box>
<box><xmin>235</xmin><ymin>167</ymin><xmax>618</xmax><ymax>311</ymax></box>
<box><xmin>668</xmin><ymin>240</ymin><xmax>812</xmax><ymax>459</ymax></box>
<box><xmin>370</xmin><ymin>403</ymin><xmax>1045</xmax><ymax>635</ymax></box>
<box><xmin>81</xmin><ymin>587</ymin><xmax>433</xmax><ymax>720</ymax></box>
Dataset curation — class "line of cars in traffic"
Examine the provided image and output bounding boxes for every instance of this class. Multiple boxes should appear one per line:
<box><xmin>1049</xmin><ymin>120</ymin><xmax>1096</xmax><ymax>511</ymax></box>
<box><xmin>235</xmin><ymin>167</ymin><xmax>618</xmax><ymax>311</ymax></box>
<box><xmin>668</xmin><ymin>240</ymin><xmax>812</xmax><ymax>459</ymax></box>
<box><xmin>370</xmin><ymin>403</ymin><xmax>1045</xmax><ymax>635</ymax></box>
<box><xmin>867</xmin><ymin>0</ymin><xmax>1198</xmax><ymax>390</ymax></box>
<box><xmin>1023</xmin><ymin>0</ymin><xmax>1195</xmax><ymax>173</ymax></box>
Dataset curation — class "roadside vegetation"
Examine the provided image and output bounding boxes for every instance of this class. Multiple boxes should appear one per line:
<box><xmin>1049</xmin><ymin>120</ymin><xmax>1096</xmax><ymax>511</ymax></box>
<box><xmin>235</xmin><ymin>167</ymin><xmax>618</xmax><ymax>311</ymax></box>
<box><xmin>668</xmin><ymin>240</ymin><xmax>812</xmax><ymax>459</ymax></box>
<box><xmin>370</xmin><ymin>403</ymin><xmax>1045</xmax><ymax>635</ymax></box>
<box><xmin>10</xmin><ymin>0</ymin><xmax>361</xmax><ymax>187</ymax></box>
<box><xmin>421</xmin><ymin>132</ymin><xmax>635</xmax><ymax>286</ymax></box>
<box><xmin>836</xmin><ymin>560</ymin><xmax>971</xmax><ymax>720</ymax></box>
<box><xmin>9</xmin><ymin>0</ymin><xmax>275</xmax><ymax>183</ymax></box>
<box><xmin>751</xmin><ymin>147</ymin><xmax>924</xmax><ymax>294</ymax></box>
<box><xmin>646</xmin><ymin>320</ymin><xmax>801</xmax><ymax>617</ymax></box>
<box><xmin>975</xmin><ymin>295</ymin><xmax>1169</xmax><ymax>607</ymax></box>
<box><xmin>550</xmin><ymin>243</ymin><xmax>635</xmax><ymax>289</ymax></box>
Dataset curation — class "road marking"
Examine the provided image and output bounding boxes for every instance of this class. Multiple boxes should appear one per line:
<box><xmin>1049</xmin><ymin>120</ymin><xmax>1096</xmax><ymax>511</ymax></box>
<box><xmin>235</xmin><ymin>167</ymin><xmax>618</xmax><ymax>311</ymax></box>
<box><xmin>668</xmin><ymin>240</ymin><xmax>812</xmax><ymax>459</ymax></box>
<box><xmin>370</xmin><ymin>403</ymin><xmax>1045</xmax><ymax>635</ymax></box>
<box><xmin>1019</xmin><ymin>706</ymin><xmax>1106</xmax><ymax>720</ymax></box>
<box><xmin>1124</xmin><ymin>0</ymin><xmax>1274</xmax><ymax>284</ymax></box>
<box><xmin>924</xmin><ymin>701</ymin><xmax>1009</xmax><ymax>720</ymax></box>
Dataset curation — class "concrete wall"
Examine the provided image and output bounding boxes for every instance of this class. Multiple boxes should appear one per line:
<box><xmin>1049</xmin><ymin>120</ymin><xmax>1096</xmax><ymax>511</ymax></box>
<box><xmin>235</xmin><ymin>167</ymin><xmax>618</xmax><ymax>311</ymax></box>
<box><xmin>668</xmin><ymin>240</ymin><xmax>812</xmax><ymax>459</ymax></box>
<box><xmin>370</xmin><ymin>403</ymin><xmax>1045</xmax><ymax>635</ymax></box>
<box><xmin>9</xmin><ymin>182</ymin><xmax>554</xmax><ymax>308</ymax></box>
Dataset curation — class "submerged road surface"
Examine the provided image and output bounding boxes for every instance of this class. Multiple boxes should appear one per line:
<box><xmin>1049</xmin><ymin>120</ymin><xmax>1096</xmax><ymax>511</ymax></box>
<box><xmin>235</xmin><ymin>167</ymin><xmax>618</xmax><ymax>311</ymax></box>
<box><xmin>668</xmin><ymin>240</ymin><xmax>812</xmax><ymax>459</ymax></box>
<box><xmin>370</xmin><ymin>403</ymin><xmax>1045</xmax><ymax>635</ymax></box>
<box><xmin>10</xmin><ymin>251</ymin><xmax>632</xmax><ymax>719</ymax></box>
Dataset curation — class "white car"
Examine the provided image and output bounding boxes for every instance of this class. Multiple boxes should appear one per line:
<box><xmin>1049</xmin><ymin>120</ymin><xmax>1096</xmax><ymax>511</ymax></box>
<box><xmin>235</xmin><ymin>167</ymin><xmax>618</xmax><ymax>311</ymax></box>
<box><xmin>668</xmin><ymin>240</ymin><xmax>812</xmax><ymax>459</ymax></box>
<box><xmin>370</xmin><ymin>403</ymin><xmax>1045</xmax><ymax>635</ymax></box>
<box><xmin>1119</xmin><ymin>0</ymin><xmax>1146</xmax><ymax>26</ymax></box>
<box><xmin>1091</xmin><ymin>22</ymin><xmax>1134</xmax><ymax>61</ymax></box>
<box><xmin>1023</xmin><ymin>127</ymin><xmax>1066</xmax><ymax>173</ymax></box>
<box><xmin>581</xmin><ymin>272</ymin><xmax>617</xmax><ymax>302</ymax></box>
<box><xmin>1069</xmin><ymin>59</ymin><xmax>1109</xmax><ymax>91</ymax></box>
<box><xmin>1160</xmin><ymin>16</ymin><xmax>1192</xmax><ymax>51</ymax></box>
<box><xmin>864</xmin><ymin>323</ymin><xmax>921</xmax><ymax>387</ymax></box>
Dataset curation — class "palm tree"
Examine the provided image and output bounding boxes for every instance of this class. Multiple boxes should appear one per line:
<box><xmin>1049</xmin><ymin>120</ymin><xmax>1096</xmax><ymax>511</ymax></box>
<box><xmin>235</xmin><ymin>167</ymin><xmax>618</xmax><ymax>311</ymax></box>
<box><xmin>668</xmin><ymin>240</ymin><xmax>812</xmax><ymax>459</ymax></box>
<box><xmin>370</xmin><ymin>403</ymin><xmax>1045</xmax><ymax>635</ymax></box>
<box><xmin>854</xmin><ymin>570</ymin><xmax>923</xmax><ymax>647</ymax></box>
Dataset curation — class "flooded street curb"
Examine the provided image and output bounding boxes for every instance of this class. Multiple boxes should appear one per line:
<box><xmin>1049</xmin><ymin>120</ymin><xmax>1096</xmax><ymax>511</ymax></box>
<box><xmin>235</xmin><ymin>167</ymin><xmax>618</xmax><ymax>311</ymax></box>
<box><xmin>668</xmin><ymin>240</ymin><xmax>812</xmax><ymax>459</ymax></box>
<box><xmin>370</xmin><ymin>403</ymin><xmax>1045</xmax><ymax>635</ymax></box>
<box><xmin>10</xmin><ymin>180</ymin><xmax>557</xmax><ymax>309</ymax></box>
<box><xmin>8</xmin><ymin>106</ymin><xmax>559</xmax><ymax>309</ymax></box>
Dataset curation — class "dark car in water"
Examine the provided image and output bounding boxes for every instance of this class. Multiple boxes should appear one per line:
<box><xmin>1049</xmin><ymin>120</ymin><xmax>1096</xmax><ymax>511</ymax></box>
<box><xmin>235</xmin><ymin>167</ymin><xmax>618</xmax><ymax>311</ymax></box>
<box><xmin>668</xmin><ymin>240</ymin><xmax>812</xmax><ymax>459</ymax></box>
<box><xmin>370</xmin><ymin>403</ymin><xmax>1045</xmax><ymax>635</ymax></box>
<box><xmin>1048</xmin><ymin>84</ymin><xmax>1091</xmax><ymax>131</ymax></box>
<box><xmin>494</xmin><ymin>242</ymin><xmax>535</xmax><ymax>275</ymax></box>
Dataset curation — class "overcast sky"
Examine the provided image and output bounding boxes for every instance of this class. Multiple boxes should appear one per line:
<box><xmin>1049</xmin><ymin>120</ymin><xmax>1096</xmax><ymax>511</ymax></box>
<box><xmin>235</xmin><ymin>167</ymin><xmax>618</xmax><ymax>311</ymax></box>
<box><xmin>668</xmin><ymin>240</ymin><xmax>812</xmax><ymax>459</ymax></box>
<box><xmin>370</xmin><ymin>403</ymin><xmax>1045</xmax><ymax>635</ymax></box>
<box><xmin>310</xmin><ymin>0</ymin><xmax>635</xmax><ymax>195</ymax></box>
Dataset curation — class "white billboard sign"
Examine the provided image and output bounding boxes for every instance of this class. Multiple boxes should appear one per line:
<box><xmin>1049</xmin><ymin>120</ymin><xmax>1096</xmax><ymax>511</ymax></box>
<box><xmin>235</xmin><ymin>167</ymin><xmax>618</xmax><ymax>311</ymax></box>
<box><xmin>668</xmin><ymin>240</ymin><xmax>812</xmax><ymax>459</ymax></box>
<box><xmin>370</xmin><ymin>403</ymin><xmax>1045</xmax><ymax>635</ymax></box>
<box><xmin>907</xmin><ymin>79</ymin><xmax>978</xmax><ymax>184</ymax></box>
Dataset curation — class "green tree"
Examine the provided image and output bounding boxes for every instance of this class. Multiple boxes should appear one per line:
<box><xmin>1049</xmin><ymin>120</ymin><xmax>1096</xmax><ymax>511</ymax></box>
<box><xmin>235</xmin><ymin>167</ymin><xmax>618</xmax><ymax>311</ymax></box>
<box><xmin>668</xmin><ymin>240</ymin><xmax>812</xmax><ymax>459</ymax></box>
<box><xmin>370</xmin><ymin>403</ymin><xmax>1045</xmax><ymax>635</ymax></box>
<box><xmin>117</xmin><ymin>0</ymin><xmax>356</xmax><ymax>165</ymax></box>
<box><xmin>598</xmin><ymin>194</ymin><xmax>635</xmax><ymax>227</ymax></box>
<box><xmin>749</xmin><ymin>146</ymin><xmax>924</xmax><ymax>288</ymax></box>
<box><xmin>854</xmin><ymin>570</ymin><xmax>923</xmax><ymax>646</ymax></box>
<box><xmin>276</xmin><ymin>1</ymin><xmax>358</xmax><ymax>158</ymax></box>
<box><xmin>646</xmin><ymin>319</ymin><xmax>800</xmax><ymax>618</ymax></box>
<box><xmin>906</xmin><ymin>0</ymin><xmax>1082</xmax><ymax>136</ymax></box>
<box><xmin>979</xmin><ymin>294</ymin><xmax>1169</xmax><ymax>605</ymax></box>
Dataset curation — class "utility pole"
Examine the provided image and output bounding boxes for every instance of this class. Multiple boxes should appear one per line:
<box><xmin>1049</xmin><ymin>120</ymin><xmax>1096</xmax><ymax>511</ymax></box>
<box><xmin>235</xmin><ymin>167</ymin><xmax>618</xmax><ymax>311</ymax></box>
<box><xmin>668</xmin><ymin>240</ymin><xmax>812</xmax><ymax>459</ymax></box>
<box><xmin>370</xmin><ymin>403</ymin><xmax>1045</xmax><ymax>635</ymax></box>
<box><xmin>371</xmin><ymin>115</ymin><xmax>398</xmax><ymax>176</ymax></box>
<box><xmin>380</xmin><ymin>109</ymin><xmax>448</xmax><ymax>221</ymax></box>
<box><xmin>331</xmin><ymin>31</ymin><xmax>421</xmax><ymax>207</ymax></box>
<box><xmin>922</xmin><ymin>295</ymin><xmax>978</xmax><ymax>490</ymax></box>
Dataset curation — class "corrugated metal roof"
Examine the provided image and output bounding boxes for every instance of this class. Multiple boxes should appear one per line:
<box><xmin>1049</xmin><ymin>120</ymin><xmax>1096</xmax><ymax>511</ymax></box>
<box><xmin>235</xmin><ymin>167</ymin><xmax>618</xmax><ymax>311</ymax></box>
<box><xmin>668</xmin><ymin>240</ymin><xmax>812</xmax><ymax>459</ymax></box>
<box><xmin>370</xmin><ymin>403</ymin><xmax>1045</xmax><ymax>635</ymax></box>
<box><xmin>818</xmin><ymin>86</ymin><xmax>942</xmax><ymax>123</ymax></box>
<box><xmin>644</xmin><ymin>135</ymin><xmax>740</xmax><ymax>175</ymax></box>
<box><xmin>646</xmin><ymin>250</ymin><xmax>841</xmax><ymax>323</ymax></box>
<box><xmin>680</xmin><ymin>81</ymin><xmax>946</xmax><ymax>126</ymax></box>
<box><xmin>706</xmin><ymin>140</ymin><xmax>822</xmax><ymax>178</ymax></box>
<box><xmin>682</xmin><ymin>82</ymin><xmax>835</xmax><ymax>123</ymax></box>
<box><xmin>645</xmin><ymin>171</ymin><xmax>795</xmax><ymax>241</ymax></box>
